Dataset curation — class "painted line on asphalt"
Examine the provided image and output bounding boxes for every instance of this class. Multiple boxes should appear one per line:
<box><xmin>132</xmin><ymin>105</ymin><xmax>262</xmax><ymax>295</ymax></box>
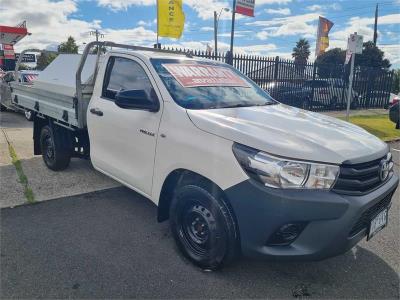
<box><xmin>1</xmin><ymin>128</ymin><xmax>35</xmax><ymax>203</ymax></box>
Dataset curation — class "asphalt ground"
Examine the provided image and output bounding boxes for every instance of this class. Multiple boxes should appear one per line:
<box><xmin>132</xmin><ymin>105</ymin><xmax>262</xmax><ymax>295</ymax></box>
<box><xmin>0</xmin><ymin>111</ymin><xmax>120</xmax><ymax>207</ymax></box>
<box><xmin>1</xmin><ymin>109</ymin><xmax>399</xmax><ymax>298</ymax></box>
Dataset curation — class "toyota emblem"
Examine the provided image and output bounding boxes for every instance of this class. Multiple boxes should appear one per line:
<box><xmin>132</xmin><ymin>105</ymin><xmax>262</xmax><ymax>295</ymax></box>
<box><xmin>379</xmin><ymin>160</ymin><xmax>390</xmax><ymax>182</ymax></box>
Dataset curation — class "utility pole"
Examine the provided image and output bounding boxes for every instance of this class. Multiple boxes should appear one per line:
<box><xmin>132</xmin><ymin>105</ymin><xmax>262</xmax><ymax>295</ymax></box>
<box><xmin>229</xmin><ymin>0</ymin><xmax>236</xmax><ymax>65</ymax></box>
<box><xmin>90</xmin><ymin>29</ymin><xmax>105</xmax><ymax>52</ymax></box>
<box><xmin>214</xmin><ymin>11</ymin><xmax>218</xmax><ymax>54</ymax></box>
<box><xmin>373</xmin><ymin>4</ymin><xmax>378</xmax><ymax>46</ymax></box>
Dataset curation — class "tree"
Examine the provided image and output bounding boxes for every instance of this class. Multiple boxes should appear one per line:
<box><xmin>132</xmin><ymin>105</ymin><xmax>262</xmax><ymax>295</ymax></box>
<box><xmin>355</xmin><ymin>41</ymin><xmax>391</xmax><ymax>69</ymax></box>
<box><xmin>316</xmin><ymin>42</ymin><xmax>391</xmax><ymax>69</ymax></box>
<box><xmin>57</xmin><ymin>36</ymin><xmax>79</xmax><ymax>54</ymax></box>
<box><xmin>292</xmin><ymin>38</ymin><xmax>311</xmax><ymax>65</ymax></box>
<box><xmin>36</xmin><ymin>51</ymin><xmax>58</xmax><ymax>70</ymax></box>
<box><xmin>17</xmin><ymin>64</ymin><xmax>30</xmax><ymax>70</ymax></box>
<box><xmin>392</xmin><ymin>69</ymin><xmax>400</xmax><ymax>94</ymax></box>
<box><xmin>90</xmin><ymin>46</ymin><xmax>107</xmax><ymax>54</ymax></box>
<box><xmin>315</xmin><ymin>48</ymin><xmax>346</xmax><ymax>65</ymax></box>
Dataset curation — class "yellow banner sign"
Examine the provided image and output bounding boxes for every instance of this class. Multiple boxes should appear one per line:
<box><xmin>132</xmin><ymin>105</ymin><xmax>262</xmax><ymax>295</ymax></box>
<box><xmin>158</xmin><ymin>0</ymin><xmax>185</xmax><ymax>39</ymax></box>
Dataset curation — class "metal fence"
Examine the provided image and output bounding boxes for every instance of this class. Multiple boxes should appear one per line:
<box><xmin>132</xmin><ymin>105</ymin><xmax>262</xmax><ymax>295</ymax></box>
<box><xmin>163</xmin><ymin>47</ymin><xmax>394</xmax><ymax>111</ymax></box>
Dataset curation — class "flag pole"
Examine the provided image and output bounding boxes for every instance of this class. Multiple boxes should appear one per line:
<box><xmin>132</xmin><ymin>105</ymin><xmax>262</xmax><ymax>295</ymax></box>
<box><xmin>156</xmin><ymin>0</ymin><xmax>159</xmax><ymax>47</ymax></box>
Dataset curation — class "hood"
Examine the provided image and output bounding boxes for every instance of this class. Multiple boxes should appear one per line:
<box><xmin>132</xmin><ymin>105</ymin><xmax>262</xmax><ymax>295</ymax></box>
<box><xmin>187</xmin><ymin>104</ymin><xmax>388</xmax><ymax>164</ymax></box>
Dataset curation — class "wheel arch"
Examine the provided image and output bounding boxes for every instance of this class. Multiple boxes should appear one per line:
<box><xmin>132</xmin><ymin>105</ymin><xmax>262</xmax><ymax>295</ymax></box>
<box><xmin>157</xmin><ymin>169</ymin><xmax>234</xmax><ymax>223</ymax></box>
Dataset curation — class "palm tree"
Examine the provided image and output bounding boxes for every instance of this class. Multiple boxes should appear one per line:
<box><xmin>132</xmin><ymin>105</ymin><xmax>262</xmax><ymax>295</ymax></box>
<box><xmin>292</xmin><ymin>38</ymin><xmax>311</xmax><ymax>65</ymax></box>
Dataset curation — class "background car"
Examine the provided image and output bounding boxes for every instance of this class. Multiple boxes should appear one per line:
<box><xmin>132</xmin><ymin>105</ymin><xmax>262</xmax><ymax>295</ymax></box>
<box><xmin>265</xmin><ymin>81</ymin><xmax>312</xmax><ymax>109</ymax></box>
<box><xmin>0</xmin><ymin>70</ymin><xmax>40</xmax><ymax>120</ymax></box>
<box><xmin>389</xmin><ymin>102</ymin><xmax>399</xmax><ymax>129</ymax></box>
<box><xmin>388</xmin><ymin>93</ymin><xmax>399</xmax><ymax>108</ymax></box>
<box><xmin>301</xmin><ymin>78</ymin><xmax>359</xmax><ymax>110</ymax></box>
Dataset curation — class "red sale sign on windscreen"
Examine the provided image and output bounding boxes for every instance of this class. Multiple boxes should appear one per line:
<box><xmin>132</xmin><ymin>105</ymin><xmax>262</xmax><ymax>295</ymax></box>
<box><xmin>163</xmin><ymin>64</ymin><xmax>250</xmax><ymax>88</ymax></box>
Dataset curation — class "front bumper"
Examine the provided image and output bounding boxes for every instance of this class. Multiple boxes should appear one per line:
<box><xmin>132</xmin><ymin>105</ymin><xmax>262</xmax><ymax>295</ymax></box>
<box><xmin>224</xmin><ymin>174</ymin><xmax>399</xmax><ymax>261</ymax></box>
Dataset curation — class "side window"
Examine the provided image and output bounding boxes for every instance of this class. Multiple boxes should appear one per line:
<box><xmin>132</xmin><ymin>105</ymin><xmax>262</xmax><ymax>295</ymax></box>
<box><xmin>102</xmin><ymin>56</ymin><xmax>156</xmax><ymax>102</ymax></box>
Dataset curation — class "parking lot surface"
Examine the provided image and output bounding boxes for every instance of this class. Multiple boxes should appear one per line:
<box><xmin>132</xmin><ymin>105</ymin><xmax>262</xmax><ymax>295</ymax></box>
<box><xmin>0</xmin><ymin>111</ymin><xmax>120</xmax><ymax>207</ymax></box>
<box><xmin>1</xmin><ymin>110</ymin><xmax>399</xmax><ymax>298</ymax></box>
<box><xmin>1</xmin><ymin>186</ymin><xmax>399</xmax><ymax>299</ymax></box>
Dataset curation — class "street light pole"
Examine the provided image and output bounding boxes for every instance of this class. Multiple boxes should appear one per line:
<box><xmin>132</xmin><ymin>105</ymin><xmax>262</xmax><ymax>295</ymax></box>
<box><xmin>229</xmin><ymin>0</ymin><xmax>236</xmax><ymax>65</ymax></box>
<box><xmin>213</xmin><ymin>8</ymin><xmax>229</xmax><ymax>54</ymax></box>
<box><xmin>214</xmin><ymin>11</ymin><xmax>218</xmax><ymax>54</ymax></box>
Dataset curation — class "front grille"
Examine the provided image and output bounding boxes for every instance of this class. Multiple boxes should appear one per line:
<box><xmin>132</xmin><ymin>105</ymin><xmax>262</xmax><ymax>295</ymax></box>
<box><xmin>349</xmin><ymin>191</ymin><xmax>393</xmax><ymax>237</ymax></box>
<box><xmin>333</xmin><ymin>154</ymin><xmax>393</xmax><ymax>195</ymax></box>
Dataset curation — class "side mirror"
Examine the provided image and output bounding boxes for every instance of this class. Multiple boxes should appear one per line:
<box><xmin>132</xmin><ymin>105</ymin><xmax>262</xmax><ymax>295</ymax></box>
<box><xmin>115</xmin><ymin>89</ymin><xmax>159</xmax><ymax>112</ymax></box>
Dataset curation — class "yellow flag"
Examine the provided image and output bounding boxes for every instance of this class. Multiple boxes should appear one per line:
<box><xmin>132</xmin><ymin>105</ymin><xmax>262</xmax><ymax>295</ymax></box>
<box><xmin>158</xmin><ymin>0</ymin><xmax>185</xmax><ymax>39</ymax></box>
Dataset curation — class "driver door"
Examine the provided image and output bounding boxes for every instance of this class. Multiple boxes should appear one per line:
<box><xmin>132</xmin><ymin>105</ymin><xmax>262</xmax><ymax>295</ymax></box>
<box><xmin>87</xmin><ymin>55</ymin><xmax>162</xmax><ymax>196</ymax></box>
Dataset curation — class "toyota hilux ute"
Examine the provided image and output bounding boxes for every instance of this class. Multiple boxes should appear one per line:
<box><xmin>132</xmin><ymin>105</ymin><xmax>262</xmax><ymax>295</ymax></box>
<box><xmin>8</xmin><ymin>42</ymin><xmax>398</xmax><ymax>270</ymax></box>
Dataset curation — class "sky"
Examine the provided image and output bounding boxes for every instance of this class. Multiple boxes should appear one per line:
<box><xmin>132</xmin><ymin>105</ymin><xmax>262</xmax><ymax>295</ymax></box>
<box><xmin>1</xmin><ymin>0</ymin><xmax>399</xmax><ymax>68</ymax></box>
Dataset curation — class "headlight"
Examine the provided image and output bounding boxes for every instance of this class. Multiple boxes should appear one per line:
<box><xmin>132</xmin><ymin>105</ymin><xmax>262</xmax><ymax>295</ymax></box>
<box><xmin>232</xmin><ymin>143</ymin><xmax>339</xmax><ymax>190</ymax></box>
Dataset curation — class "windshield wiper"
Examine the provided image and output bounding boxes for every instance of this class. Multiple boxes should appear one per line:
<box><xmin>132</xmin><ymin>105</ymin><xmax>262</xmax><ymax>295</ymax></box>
<box><xmin>217</xmin><ymin>102</ymin><xmax>275</xmax><ymax>109</ymax></box>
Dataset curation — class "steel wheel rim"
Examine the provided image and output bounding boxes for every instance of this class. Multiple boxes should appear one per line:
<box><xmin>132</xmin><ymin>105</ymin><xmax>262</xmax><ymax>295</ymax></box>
<box><xmin>44</xmin><ymin>135</ymin><xmax>54</xmax><ymax>162</ymax></box>
<box><xmin>25</xmin><ymin>110</ymin><xmax>31</xmax><ymax>119</ymax></box>
<box><xmin>179</xmin><ymin>202</ymin><xmax>216</xmax><ymax>257</ymax></box>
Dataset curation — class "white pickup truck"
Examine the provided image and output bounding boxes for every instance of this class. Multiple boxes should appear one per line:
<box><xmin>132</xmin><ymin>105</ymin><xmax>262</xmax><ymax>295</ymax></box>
<box><xmin>9</xmin><ymin>42</ymin><xmax>398</xmax><ymax>270</ymax></box>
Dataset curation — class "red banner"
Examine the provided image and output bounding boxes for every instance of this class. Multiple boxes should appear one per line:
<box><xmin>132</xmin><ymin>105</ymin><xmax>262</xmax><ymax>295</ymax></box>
<box><xmin>235</xmin><ymin>0</ymin><xmax>255</xmax><ymax>17</ymax></box>
<box><xmin>163</xmin><ymin>64</ymin><xmax>250</xmax><ymax>88</ymax></box>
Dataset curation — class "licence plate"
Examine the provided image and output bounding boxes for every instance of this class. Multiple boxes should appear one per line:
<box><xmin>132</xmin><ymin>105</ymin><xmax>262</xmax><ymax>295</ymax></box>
<box><xmin>368</xmin><ymin>208</ymin><xmax>388</xmax><ymax>240</ymax></box>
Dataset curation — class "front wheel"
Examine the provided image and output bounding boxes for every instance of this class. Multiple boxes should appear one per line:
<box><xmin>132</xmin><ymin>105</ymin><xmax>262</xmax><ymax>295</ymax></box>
<box><xmin>24</xmin><ymin>110</ymin><xmax>34</xmax><ymax>121</ymax></box>
<box><xmin>0</xmin><ymin>104</ymin><xmax>6</xmax><ymax>112</ymax></box>
<box><xmin>40</xmin><ymin>125</ymin><xmax>71</xmax><ymax>171</ymax></box>
<box><xmin>170</xmin><ymin>184</ymin><xmax>238</xmax><ymax>270</ymax></box>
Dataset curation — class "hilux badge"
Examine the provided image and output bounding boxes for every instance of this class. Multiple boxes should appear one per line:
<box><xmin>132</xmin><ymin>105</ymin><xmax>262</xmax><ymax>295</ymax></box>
<box><xmin>379</xmin><ymin>160</ymin><xmax>389</xmax><ymax>182</ymax></box>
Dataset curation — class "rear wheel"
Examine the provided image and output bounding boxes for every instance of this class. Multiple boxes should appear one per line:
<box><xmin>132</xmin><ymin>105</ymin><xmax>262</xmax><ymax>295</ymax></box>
<box><xmin>170</xmin><ymin>184</ymin><xmax>238</xmax><ymax>270</ymax></box>
<box><xmin>0</xmin><ymin>104</ymin><xmax>6</xmax><ymax>112</ymax></box>
<box><xmin>40</xmin><ymin>125</ymin><xmax>71</xmax><ymax>171</ymax></box>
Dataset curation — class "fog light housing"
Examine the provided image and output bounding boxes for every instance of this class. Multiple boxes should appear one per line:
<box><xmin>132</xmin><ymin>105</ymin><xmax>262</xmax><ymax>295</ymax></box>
<box><xmin>266</xmin><ymin>222</ymin><xmax>307</xmax><ymax>246</ymax></box>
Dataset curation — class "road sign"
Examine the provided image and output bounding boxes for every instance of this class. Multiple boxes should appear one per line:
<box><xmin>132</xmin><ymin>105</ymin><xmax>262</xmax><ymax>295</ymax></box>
<box><xmin>347</xmin><ymin>33</ymin><xmax>363</xmax><ymax>54</ymax></box>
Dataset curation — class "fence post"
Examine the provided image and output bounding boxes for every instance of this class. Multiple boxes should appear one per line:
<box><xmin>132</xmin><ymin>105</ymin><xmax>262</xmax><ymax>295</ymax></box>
<box><xmin>273</xmin><ymin>56</ymin><xmax>279</xmax><ymax>81</ymax></box>
<box><xmin>311</xmin><ymin>63</ymin><xmax>317</xmax><ymax>108</ymax></box>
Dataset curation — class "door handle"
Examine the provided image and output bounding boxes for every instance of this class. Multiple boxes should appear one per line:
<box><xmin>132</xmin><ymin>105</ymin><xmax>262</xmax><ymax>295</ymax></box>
<box><xmin>90</xmin><ymin>108</ymin><xmax>103</xmax><ymax>116</ymax></box>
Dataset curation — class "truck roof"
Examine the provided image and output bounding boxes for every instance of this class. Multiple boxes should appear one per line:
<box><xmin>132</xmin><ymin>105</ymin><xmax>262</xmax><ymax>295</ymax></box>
<box><xmin>108</xmin><ymin>49</ymin><xmax>212</xmax><ymax>62</ymax></box>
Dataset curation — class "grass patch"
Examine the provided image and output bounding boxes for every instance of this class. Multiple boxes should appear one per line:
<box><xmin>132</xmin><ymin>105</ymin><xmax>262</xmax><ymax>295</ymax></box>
<box><xmin>8</xmin><ymin>143</ymin><xmax>35</xmax><ymax>204</ymax></box>
<box><xmin>339</xmin><ymin>114</ymin><xmax>400</xmax><ymax>142</ymax></box>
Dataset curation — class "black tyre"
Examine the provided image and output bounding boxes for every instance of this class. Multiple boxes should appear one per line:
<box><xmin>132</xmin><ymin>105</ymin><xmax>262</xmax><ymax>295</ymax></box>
<box><xmin>170</xmin><ymin>183</ymin><xmax>238</xmax><ymax>270</ymax></box>
<box><xmin>40</xmin><ymin>125</ymin><xmax>71</xmax><ymax>171</ymax></box>
<box><xmin>24</xmin><ymin>110</ymin><xmax>34</xmax><ymax>121</ymax></box>
<box><xmin>0</xmin><ymin>104</ymin><xmax>6</xmax><ymax>112</ymax></box>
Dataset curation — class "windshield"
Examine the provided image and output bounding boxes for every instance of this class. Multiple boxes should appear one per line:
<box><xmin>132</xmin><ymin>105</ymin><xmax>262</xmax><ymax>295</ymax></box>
<box><xmin>151</xmin><ymin>58</ymin><xmax>276</xmax><ymax>109</ymax></box>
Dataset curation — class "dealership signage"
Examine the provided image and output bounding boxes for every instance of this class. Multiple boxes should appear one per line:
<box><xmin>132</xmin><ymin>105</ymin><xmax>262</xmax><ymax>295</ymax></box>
<box><xmin>163</xmin><ymin>64</ymin><xmax>250</xmax><ymax>88</ymax></box>
<box><xmin>2</xmin><ymin>44</ymin><xmax>15</xmax><ymax>59</ymax></box>
<box><xmin>235</xmin><ymin>0</ymin><xmax>255</xmax><ymax>17</ymax></box>
<box><xmin>15</xmin><ymin>53</ymin><xmax>36</xmax><ymax>63</ymax></box>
